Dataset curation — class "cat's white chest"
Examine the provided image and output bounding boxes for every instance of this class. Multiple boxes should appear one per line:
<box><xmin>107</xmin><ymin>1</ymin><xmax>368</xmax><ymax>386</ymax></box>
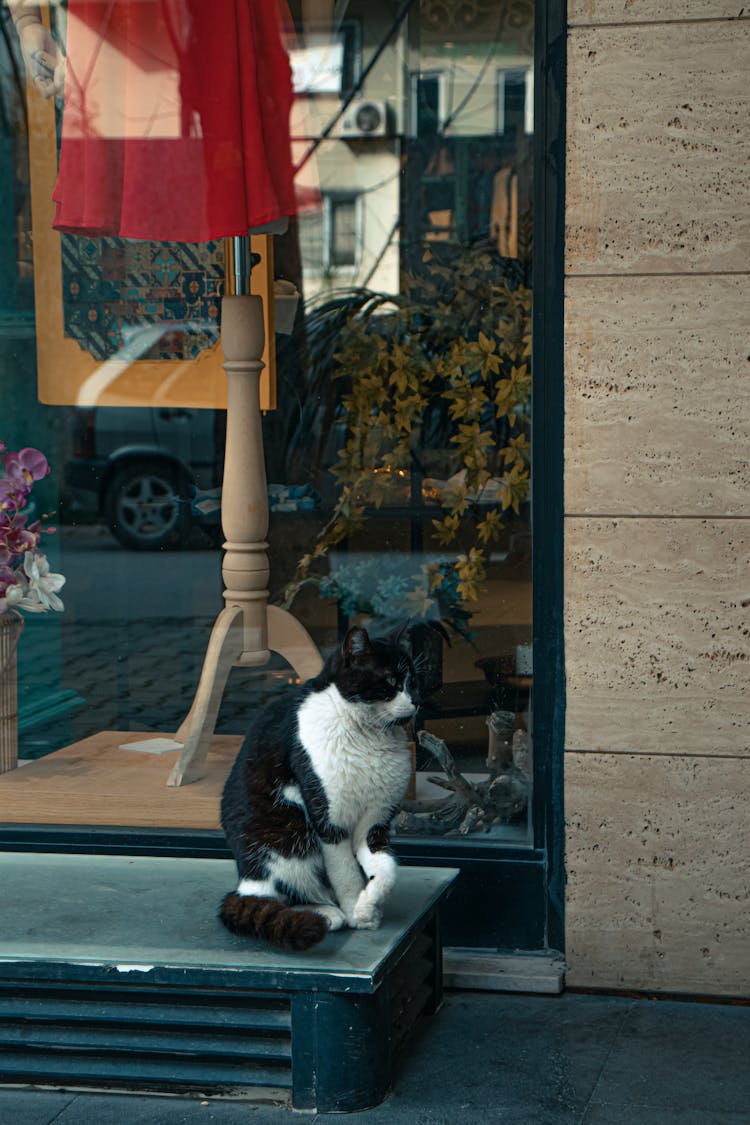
<box><xmin>297</xmin><ymin>686</ymin><xmax>411</xmax><ymax>829</ymax></box>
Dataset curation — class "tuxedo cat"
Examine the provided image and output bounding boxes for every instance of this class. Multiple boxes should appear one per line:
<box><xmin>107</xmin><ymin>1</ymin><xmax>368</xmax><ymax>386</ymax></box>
<box><xmin>219</xmin><ymin>626</ymin><xmax>416</xmax><ymax>951</ymax></box>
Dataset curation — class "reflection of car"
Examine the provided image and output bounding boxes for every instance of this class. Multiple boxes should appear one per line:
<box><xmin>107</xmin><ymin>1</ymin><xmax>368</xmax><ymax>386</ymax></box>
<box><xmin>65</xmin><ymin>406</ymin><xmax>223</xmax><ymax>550</ymax></box>
<box><xmin>63</xmin><ymin>293</ymin><xmax>369</xmax><ymax>549</ymax></box>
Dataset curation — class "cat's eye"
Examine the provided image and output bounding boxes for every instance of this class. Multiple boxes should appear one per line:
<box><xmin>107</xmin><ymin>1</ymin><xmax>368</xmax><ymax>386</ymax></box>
<box><xmin>386</xmin><ymin>674</ymin><xmax>397</xmax><ymax>686</ymax></box>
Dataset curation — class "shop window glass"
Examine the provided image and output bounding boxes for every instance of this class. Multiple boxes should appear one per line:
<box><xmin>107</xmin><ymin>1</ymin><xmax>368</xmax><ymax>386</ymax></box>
<box><xmin>0</xmin><ymin>0</ymin><xmax>535</xmax><ymax>850</ymax></box>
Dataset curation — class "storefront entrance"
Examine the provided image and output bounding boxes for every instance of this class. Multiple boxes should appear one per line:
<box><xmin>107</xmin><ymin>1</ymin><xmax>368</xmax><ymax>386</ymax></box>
<box><xmin>0</xmin><ymin>0</ymin><xmax>564</xmax><ymax>961</ymax></box>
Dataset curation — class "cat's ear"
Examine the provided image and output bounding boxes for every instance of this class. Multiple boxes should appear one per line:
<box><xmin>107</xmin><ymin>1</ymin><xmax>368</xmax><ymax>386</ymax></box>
<box><xmin>389</xmin><ymin>622</ymin><xmax>409</xmax><ymax>647</ymax></box>
<box><xmin>343</xmin><ymin>625</ymin><xmax>374</xmax><ymax>663</ymax></box>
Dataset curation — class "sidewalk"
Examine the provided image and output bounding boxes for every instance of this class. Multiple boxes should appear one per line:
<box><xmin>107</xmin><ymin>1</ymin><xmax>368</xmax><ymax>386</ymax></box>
<box><xmin>0</xmin><ymin>990</ymin><xmax>747</xmax><ymax>1124</ymax></box>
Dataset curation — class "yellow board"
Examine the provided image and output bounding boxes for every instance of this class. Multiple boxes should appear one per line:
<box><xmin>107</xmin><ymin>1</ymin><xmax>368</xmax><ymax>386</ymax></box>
<box><xmin>26</xmin><ymin>73</ymin><xmax>276</xmax><ymax>411</ymax></box>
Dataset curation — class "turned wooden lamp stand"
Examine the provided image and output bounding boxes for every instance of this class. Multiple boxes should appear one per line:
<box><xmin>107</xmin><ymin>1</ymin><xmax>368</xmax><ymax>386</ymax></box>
<box><xmin>167</xmin><ymin>237</ymin><xmax>323</xmax><ymax>787</ymax></box>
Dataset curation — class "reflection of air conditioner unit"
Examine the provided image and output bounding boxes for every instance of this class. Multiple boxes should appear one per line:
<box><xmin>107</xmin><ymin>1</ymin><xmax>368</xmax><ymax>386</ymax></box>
<box><xmin>339</xmin><ymin>99</ymin><xmax>388</xmax><ymax>138</ymax></box>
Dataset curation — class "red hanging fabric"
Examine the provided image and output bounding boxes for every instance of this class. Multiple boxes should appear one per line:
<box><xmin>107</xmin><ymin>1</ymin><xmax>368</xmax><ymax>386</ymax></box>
<box><xmin>53</xmin><ymin>0</ymin><xmax>298</xmax><ymax>241</ymax></box>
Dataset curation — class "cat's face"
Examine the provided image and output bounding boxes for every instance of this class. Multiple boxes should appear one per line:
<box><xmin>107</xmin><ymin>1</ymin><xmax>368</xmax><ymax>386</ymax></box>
<box><xmin>333</xmin><ymin>626</ymin><xmax>417</xmax><ymax>724</ymax></box>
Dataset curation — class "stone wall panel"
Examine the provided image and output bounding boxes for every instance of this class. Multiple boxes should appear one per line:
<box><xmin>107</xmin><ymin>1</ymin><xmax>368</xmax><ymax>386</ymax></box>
<box><xmin>564</xmin><ymin>518</ymin><xmax>750</xmax><ymax>754</ymax></box>
<box><xmin>565</xmin><ymin>751</ymin><xmax>750</xmax><ymax>995</ymax></box>
<box><xmin>564</xmin><ymin>275</ymin><xmax>750</xmax><ymax>515</ymax></box>
<box><xmin>566</xmin><ymin>23</ymin><xmax>750</xmax><ymax>273</ymax></box>
<box><xmin>568</xmin><ymin>2</ymin><xmax>748</xmax><ymax>25</ymax></box>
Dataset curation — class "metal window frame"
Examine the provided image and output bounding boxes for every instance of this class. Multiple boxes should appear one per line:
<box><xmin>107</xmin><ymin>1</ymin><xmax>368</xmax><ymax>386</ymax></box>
<box><xmin>529</xmin><ymin>0</ymin><xmax>567</xmax><ymax>952</ymax></box>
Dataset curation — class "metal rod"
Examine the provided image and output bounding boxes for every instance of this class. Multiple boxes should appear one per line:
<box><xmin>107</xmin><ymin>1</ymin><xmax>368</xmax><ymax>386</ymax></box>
<box><xmin>231</xmin><ymin>235</ymin><xmax>252</xmax><ymax>296</ymax></box>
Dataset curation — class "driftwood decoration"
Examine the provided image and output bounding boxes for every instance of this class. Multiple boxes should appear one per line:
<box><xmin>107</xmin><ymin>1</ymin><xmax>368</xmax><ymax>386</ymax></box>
<box><xmin>396</xmin><ymin>724</ymin><xmax>531</xmax><ymax>837</ymax></box>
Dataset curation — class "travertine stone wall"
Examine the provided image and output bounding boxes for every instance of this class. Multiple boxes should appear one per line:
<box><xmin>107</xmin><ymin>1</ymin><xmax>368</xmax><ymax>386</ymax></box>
<box><xmin>563</xmin><ymin>4</ymin><xmax>750</xmax><ymax>995</ymax></box>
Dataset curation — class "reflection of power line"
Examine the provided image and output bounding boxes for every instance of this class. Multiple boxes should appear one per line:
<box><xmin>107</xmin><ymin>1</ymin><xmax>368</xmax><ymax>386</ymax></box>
<box><xmin>293</xmin><ymin>0</ymin><xmax>417</xmax><ymax>176</ymax></box>
<box><xmin>361</xmin><ymin>217</ymin><xmax>399</xmax><ymax>288</ymax></box>
<box><xmin>333</xmin><ymin>0</ymin><xmax>353</xmax><ymax>26</ymax></box>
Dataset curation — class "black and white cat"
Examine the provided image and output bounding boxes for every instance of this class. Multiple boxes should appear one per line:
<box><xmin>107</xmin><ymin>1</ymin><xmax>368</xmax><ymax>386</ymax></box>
<box><xmin>219</xmin><ymin>626</ymin><xmax>417</xmax><ymax>951</ymax></box>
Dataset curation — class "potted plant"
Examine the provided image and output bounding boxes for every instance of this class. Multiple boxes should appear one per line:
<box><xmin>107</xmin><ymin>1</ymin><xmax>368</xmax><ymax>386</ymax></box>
<box><xmin>306</xmin><ymin>555</ymin><xmax>474</xmax><ymax>698</ymax></box>
<box><xmin>282</xmin><ymin>243</ymin><xmax>532</xmax><ymax>668</ymax></box>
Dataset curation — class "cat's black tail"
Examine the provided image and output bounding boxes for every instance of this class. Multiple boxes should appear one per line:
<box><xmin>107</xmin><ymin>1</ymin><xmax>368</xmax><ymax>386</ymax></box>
<box><xmin>220</xmin><ymin>892</ymin><xmax>329</xmax><ymax>951</ymax></box>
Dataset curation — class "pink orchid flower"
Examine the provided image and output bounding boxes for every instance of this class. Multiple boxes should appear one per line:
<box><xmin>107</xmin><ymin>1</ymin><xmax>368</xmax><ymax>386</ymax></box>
<box><xmin>3</xmin><ymin>447</ymin><xmax>50</xmax><ymax>487</ymax></box>
<box><xmin>0</xmin><ymin>479</ymin><xmax>23</xmax><ymax>512</ymax></box>
<box><xmin>0</xmin><ymin>565</ymin><xmax>16</xmax><ymax>594</ymax></box>
<box><xmin>2</xmin><ymin>523</ymin><xmax>39</xmax><ymax>556</ymax></box>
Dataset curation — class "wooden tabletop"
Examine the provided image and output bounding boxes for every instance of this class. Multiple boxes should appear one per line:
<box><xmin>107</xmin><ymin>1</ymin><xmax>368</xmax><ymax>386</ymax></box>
<box><xmin>0</xmin><ymin>731</ymin><xmax>243</xmax><ymax>829</ymax></box>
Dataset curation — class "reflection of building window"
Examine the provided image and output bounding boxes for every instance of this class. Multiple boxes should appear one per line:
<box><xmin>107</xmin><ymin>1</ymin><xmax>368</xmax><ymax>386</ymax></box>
<box><xmin>329</xmin><ymin>197</ymin><xmax>358</xmax><ymax>267</ymax></box>
<box><xmin>289</xmin><ymin>22</ymin><xmax>361</xmax><ymax>96</ymax></box>
<box><xmin>299</xmin><ymin>194</ymin><xmax>361</xmax><ymax>273</ymax></box>
<box><xmin>497</xmin><ymin>68</ymin><xmax>533</xmax><ymax>136</ymax></box>
<box><xmin>411</xmin><ymin>72</ymin><xmax>445</xmax><ymax>137</ymax></box>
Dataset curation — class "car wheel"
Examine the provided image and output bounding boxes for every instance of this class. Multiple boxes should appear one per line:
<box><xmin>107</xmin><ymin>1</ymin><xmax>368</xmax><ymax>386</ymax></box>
<box><xmin>104</xmin><ymin>460</ymin><xmax>191</xmax><ymax>550</ymax></box>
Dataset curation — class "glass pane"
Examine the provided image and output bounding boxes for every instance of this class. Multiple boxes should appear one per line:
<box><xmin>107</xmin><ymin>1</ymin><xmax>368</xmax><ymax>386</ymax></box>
<box><xmin>281</xmin><ymin>1</ymin><xmax>535</xmax><ymax>846</ymax></box>
<box><xmin>0</xmin><ymin>0</ymin><xmax>534</xmax><ymax>849</ymax></box>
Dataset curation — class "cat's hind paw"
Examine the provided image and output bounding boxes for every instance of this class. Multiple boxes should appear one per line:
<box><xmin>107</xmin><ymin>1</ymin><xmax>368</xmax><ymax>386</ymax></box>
<box><xmin>316</xmin><ymin>905</ymin><xmax>347</xmax><ymax>931</ymax></box>
<box><xmin>293</xmin><ymin>904</ymin><xmax>346</xmax><ymax>932</ymax></box>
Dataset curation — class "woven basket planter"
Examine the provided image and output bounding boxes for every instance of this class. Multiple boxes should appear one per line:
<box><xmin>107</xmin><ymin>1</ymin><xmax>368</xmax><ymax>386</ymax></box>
<box><xmin>0</xmin><ymin>610</ymin><xmax>24</xmax><ymax>773</ymax></box>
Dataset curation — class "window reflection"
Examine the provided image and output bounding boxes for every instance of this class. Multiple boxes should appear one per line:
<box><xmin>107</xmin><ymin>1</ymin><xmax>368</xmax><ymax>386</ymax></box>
<box><xmin>1</xmin><ymin>0</ymin><xmax>534</xmax><ymax>844</ymax></box>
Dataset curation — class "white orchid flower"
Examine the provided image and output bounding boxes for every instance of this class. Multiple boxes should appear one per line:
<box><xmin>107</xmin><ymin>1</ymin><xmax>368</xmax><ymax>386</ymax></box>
<box><xmin>4</xmin><ymin>579</ymin><xmax>46</xmax><ymax>612</ymax></box>
<box><xmin>22</xmin><ymin>551</ymin><xmax>65</xmax><ymax>612</ymax></box>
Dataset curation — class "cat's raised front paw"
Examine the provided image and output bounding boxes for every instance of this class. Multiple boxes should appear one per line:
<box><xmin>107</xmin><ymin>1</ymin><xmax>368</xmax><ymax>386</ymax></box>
<box><xmin>349</xmin><ymin>895</ymin><xmax>383</xmax><ymax>930</ymax></box>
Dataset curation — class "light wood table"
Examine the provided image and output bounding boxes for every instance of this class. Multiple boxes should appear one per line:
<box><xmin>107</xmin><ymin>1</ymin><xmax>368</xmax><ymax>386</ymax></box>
<box><xmin>0</xmin><ymin>731</ymin><xmax>242</xmax><ymax>829</ymax></box>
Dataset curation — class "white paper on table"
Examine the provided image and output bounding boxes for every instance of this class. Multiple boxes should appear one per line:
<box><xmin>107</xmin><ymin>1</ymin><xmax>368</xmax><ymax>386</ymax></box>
<box><xmin>118</xmin><ymin>738</ymin><xmax>184</xmax><ymax>755</ymax></box>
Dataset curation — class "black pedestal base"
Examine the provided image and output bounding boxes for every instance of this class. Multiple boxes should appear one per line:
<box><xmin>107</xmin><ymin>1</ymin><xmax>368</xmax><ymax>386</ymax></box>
<box><xmin>0</xmin><ymin>854</ymin><xmax>457</xmax><ymax>1112</ymax></box>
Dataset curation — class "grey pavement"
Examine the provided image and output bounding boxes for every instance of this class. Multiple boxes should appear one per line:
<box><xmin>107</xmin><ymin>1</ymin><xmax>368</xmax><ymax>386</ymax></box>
<box><xmin>0</xmin><ymin>991</ymin><xmax>747</xmax><ymax>1123</ymax></box>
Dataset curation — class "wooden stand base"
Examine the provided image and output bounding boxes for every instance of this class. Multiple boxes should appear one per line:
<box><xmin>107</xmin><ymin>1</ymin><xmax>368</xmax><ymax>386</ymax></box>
<box><xmin>0</xmin><ymin>612</ymin><xmax>23</xmax><ymax>775</ymax></box>
<box><xmin>167</xmin><ymin>604</ymin><xmax>322</xmax><ymax>787</ymax></box>
<box><xmin>165</xmin><ymin>284</ymin><xmax>323</xmax><ymax>787</ymax></box>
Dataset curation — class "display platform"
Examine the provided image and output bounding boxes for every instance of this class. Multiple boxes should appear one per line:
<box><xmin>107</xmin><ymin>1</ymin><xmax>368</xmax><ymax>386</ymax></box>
<box><xmin>0</xmin><ymin>731</ymin><xmax>239</xmax><ymax>828</ymax></box>
<box><xmin>0</xmin><ymin>853</ymin><xmax>457</xmax><ymax>1111</ymax></box>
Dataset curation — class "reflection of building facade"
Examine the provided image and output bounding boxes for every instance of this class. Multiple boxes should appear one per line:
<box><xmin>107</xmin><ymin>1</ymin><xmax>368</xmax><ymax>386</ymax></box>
<box><xmin>290</xmin><ymin>0</ymin><xmax>534</xmax><ymax>298</ymax></box>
